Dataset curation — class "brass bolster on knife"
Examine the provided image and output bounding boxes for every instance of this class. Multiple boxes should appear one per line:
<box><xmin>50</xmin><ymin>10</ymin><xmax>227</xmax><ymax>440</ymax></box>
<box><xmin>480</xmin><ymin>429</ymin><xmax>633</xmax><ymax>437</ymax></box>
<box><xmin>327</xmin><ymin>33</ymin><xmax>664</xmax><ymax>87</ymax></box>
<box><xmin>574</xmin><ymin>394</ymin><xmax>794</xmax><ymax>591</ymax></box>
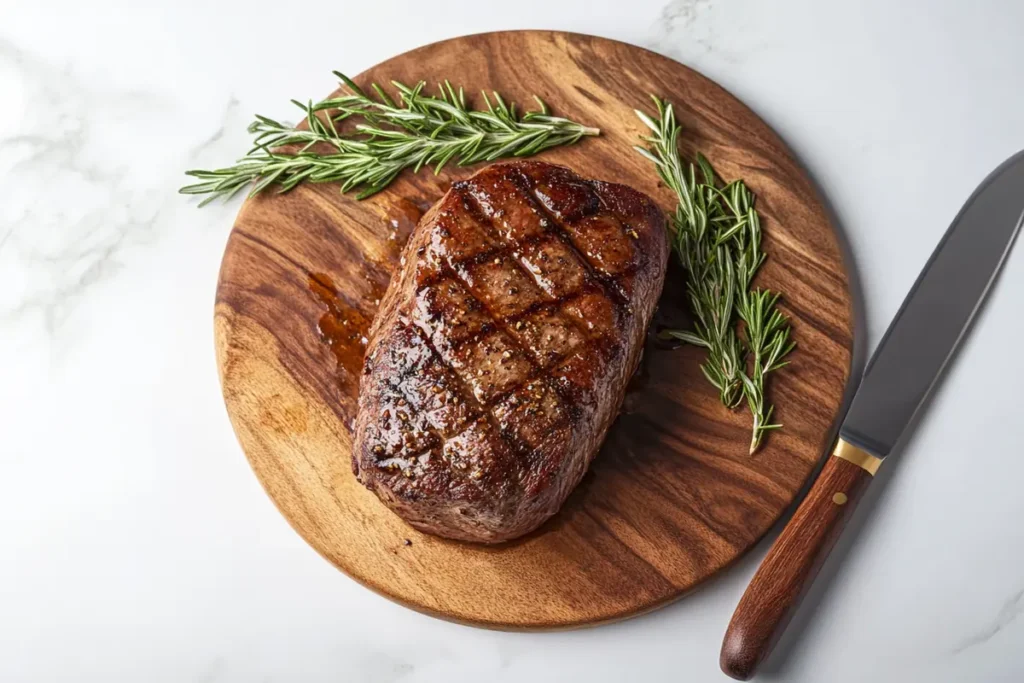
<box><xmin>832</xmin><ymin>439</ymin><xmax>883</xmax><ymax>476</ymax></box>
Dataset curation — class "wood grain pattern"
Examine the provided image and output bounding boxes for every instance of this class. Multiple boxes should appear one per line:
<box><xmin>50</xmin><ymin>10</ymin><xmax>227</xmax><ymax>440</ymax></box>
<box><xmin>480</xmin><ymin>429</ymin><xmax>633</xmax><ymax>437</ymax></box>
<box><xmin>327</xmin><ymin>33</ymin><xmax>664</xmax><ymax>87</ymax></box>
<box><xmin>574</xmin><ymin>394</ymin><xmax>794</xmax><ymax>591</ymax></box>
<box><xmin>214</xmin><ymin>30</ymin><xmax>854</xmax><ymax>629</ymax></box>
<box><xmin>720</xmin><ymin>456</ymin><xmax>873</xmax><ymax>680</ymax></box>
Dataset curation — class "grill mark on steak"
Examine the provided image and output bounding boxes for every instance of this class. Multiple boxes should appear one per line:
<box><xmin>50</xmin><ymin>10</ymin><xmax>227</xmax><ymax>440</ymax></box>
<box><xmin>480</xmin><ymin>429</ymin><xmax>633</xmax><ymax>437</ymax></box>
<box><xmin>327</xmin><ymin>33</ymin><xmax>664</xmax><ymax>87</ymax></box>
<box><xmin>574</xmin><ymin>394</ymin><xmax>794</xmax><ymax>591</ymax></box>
<box><xmin>436</xmin><ymin>197</ymin><xmax>598</xmax><ymax>458</ymax></box>
<box><xmin>417</xmin><ymin>266</ymin><xmax>571</xmax><ymax>467</ymax></box>
<box><xmin>452</xmin><ymin>186</ymin><xmax>637</xmax><ymax>440</ymax></box>
<box><xmin>402</xmin><ymin>282</ymin><xmax>622</xmax><ymax>428</ymax></box>
<box><xmin>507</xmin><ymin>168</ymin><xmax>633</xmax><ymax>308</ymax></box>
<box><xmin>461</xmin><ymin>185</ymin><xmax>610</xmax><ymax>325</ymax></box>
<box><xmin>455</xmin><ymin>190</ymin><xmax>599</xmax><ymax>368</ymax></box>
<box><xmin>449</xmin><ymin>186</ymin><xmax>629</xmax><ymax>430</ymax></box>
<box><xmin>364</xmin><ymin>323</ymin><xmax>504</xmax><ymax>497</ymax></box>
<box><xmin>354</xmin><ymin>161</ymin><xmax>668</xmax><ymax>542</ymax></box>
<box><xmin>378</xmin><ymin>233</ymin><xmax>561</xmax><ymax>471</ymax></box>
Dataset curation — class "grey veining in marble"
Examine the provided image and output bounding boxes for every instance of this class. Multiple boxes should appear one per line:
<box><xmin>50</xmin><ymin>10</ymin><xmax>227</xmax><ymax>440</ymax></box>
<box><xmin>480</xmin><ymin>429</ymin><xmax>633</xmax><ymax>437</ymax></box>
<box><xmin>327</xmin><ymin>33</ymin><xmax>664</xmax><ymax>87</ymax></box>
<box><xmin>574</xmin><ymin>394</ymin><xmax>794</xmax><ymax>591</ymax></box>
<box><xmin>953</xmin><ymin>589</ymin><xmax>1024</xmax><ymax>655</ymax></box>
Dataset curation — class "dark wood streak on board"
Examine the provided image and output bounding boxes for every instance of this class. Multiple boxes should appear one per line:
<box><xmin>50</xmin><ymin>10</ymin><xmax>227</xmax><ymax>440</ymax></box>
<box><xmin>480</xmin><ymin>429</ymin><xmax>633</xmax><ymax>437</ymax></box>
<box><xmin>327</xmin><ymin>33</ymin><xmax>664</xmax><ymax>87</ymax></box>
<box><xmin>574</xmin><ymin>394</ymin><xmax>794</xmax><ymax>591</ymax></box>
<box><xmin>213</xmin><ymin>31</ymin><xmax>854</xmax><ymax>630</ymax></box>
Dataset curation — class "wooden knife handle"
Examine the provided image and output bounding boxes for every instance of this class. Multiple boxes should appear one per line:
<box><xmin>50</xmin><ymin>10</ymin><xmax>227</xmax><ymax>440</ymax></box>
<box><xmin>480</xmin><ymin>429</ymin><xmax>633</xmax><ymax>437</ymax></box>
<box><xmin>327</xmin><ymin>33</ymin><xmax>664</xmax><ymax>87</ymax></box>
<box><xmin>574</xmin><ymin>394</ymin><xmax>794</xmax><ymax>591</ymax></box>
<box><xmin>720</xmin><ymin>441</ymin><xmax>880</xmax><ymax>680</ymax></box>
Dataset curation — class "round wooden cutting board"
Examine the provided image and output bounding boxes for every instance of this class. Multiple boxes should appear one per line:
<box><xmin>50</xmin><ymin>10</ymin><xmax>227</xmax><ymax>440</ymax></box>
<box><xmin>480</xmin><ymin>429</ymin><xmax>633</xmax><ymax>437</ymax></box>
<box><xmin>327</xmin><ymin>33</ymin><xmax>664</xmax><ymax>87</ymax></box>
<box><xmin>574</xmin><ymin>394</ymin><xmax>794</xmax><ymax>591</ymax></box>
<box><xmin>214</xmin><ymin>31</ymin><xmax>853</xmax><ymax>629</ymax></box>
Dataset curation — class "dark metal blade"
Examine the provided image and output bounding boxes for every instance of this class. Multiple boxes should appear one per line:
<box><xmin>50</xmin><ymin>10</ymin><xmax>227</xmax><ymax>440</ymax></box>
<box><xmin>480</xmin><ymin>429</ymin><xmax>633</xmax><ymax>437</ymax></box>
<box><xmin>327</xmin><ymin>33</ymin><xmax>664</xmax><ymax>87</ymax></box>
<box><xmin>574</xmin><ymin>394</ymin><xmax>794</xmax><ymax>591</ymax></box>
<box><xmin>840</xmin><ymin>150</ymin><xmax>1024</xmax><ymax>458</ymax></box>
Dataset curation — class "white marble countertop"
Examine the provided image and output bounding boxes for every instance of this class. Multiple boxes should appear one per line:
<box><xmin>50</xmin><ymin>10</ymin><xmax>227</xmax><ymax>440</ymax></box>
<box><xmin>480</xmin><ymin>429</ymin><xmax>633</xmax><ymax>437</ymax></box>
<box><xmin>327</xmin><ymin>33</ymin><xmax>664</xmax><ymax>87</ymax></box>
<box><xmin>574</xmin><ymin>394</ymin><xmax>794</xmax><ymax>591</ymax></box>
<box><xmin>3</xmin><ymin>1</ymin><xmax>1024</xmax><ymax>681</ymax></box>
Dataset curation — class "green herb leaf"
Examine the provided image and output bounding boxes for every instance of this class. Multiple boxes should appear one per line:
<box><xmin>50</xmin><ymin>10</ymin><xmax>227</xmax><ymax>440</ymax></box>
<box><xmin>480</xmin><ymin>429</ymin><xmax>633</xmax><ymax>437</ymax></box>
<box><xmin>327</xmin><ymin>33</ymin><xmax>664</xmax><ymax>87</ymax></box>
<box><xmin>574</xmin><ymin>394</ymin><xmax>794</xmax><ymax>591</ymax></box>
<box><xmin>635</xmin><ymin>97</ymin><xmax>794</xmax><ymax>454</ymax></box>
<box><xmin>181</xmin><ymin>72</ymin><xmax>600</xmax><ymax>204</ymax></box>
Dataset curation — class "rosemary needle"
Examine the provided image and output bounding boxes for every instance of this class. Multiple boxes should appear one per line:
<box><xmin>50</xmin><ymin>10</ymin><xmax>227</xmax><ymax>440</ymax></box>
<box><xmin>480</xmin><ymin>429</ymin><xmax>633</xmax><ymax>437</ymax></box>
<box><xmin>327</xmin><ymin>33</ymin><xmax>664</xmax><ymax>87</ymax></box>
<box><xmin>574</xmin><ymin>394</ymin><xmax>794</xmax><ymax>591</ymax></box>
<box><xmin>181</xmin><ymin>72</ymin><xmax>600</xmax><ymax>204</ymax></box>
<box><xmin>634</xmin><ymin>96</ymin><xmax>794</xmax><ymax>454</ymax></box>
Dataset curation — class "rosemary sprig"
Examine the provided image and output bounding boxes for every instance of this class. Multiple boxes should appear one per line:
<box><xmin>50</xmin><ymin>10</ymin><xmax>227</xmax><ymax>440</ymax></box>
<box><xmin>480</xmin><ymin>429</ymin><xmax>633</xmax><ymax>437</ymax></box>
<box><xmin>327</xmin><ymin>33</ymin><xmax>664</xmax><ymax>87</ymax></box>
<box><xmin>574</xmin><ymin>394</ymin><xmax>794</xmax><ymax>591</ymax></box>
<box><xmin>634</xmin><ymin>96</ymin><xmax>794</xmax><ymax>453</ymax></box>
<box><xmin>181</xmin><ymin>72</ymin><xmax>600</xmax><ymax>205</ymax></box>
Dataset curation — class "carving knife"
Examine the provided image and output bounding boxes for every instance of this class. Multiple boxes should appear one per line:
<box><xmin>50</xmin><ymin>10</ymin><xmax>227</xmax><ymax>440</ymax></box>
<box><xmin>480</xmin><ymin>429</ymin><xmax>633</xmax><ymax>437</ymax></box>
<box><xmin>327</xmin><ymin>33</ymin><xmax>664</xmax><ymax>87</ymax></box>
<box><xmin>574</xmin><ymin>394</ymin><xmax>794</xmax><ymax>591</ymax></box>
<box><xmin>719</xmin><ymin>150</ymin><xmax>1024</xmax><ymax>680</ymax></box>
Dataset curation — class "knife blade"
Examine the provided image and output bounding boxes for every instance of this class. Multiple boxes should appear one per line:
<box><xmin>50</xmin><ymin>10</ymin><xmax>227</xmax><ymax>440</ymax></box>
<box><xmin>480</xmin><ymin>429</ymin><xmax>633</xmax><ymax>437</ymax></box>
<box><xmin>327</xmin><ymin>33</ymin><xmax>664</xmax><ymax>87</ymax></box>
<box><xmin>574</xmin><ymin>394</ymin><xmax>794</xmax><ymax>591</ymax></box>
<box><xmin>842</xmin><ymin>150</ymin><xmax>1024</xmax><ymax>459</ymax></box>
<box><xmin>720</xmin><ymin>150</ymin><xmax>1024</xmax><ymax>680</ymax></box>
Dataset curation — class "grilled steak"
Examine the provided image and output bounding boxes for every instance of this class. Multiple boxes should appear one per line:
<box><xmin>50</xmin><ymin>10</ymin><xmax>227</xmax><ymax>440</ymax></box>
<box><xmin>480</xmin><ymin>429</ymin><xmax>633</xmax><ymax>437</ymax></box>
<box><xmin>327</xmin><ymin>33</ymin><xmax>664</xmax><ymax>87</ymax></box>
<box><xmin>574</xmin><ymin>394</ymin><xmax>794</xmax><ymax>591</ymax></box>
<box><xmin>353</xmin><ymin>161</ymin><xmax>668</xmax><ymax>543</ymax></box>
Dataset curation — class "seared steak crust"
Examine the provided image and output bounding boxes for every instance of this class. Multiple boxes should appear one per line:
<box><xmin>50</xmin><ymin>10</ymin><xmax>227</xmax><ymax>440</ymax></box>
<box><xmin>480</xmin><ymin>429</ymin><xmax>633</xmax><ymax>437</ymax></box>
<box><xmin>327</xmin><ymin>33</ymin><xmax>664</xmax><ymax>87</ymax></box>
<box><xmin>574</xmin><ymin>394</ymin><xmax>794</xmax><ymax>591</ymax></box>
<box><xmin>353</xmin><ymin>161</ymin><xmax>668</xmax><ymax>542</ymax></box>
